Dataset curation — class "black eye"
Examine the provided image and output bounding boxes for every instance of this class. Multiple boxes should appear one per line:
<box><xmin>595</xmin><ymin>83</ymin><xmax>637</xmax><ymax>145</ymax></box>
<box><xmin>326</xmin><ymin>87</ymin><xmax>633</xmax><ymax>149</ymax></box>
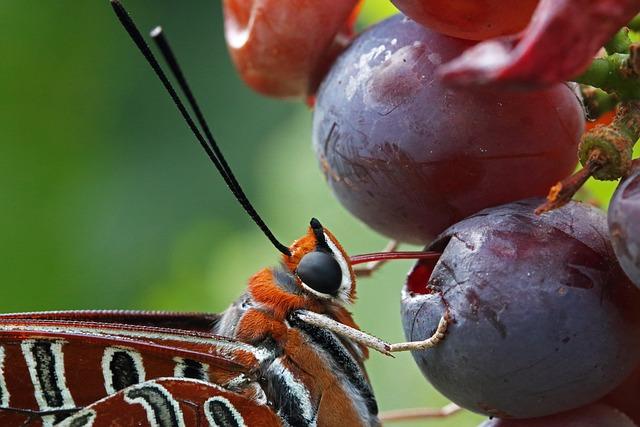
<box><xmin>296</xmin><ymin>251</ymin><xmax>342</xmax><ymax>295</ymax></box>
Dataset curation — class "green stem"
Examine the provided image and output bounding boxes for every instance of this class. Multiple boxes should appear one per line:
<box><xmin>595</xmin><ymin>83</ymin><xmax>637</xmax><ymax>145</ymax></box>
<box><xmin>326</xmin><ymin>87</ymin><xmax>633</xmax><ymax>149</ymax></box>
<box><xmin>628</xmin><ymin>14</ymin><xmax>640</xmax><ymax>32</ymax></box>
<box><xmin>605</xmin><ymin>28</ymin><xmax>632</xmax><ymax>55</ymax></box>
<box><xmin>581</xmin><ymin>86</ymin><xmax>618</xmax><ymax>120</ymax></box>
<box><xmin>574</xmin><ymin>53</ymin><xmax>640</xmax><ymax>100</ymax></box>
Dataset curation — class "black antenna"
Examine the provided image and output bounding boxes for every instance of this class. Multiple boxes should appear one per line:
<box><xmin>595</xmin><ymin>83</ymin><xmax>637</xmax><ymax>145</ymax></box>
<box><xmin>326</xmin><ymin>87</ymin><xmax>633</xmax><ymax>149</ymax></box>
<box><xmin>110</xmin><ymin>0</ymin><xmax>291</xmax><ymax>256</ymax></box>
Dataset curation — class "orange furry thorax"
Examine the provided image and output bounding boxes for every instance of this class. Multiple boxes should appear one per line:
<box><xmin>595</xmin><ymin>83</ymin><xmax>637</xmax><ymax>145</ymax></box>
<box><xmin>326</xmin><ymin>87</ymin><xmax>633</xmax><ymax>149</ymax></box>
<box><xmin>247</xmin><ymin>268</ymin><xmax>320</xmax><ymax>319</ymax></box>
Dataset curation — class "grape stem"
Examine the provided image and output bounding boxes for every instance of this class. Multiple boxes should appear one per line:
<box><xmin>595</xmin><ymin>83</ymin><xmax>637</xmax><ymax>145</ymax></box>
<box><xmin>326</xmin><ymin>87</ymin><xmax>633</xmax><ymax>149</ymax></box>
<box><xmin>537</xmin><ymin>100</ymin><xmax>640</xmax><ymax>214</ymax></box>
<box><xmin>535</xmin><ymin>149</ymin><xmax>605</xmax><ymax>214</ymax></box>
<box><xmin>581</xmin><ymin>86</ymin><xmax>618</xmax><ymax>120</ymax></box>
<box><xmin>574</xmin><ymin>32</ymin><xmax>640</xmax><ymax>101</ymax></box>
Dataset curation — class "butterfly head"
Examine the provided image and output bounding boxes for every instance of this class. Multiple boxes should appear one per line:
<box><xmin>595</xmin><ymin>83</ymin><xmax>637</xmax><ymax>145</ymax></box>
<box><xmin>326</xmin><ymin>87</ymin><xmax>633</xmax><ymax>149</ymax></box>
<box><xmin>283</xmin><ymin>218</ymin><xmax>356</xmax><ymax>305</ymax></box>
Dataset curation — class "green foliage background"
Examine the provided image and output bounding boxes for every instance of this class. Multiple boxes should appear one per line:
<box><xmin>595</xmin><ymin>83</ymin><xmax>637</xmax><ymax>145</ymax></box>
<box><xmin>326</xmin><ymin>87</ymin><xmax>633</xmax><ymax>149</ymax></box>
<box><xmin>1</xmin><ymin>1</ymin><xmax>633</xmax><ymax>426</ymax></box>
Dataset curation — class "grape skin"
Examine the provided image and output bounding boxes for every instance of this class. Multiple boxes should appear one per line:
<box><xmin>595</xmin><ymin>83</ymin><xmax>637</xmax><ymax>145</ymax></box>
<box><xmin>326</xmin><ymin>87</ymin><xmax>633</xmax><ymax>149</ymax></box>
<box><xmin>389</xmin><ymin>0</ymin><xmax>538</xmax><ymax>41</ymax></box>
<box><xmin>477</xmin><ymin>403</ymin><xmax>636</xmax><ymax>426</ymax></box>
<box><xmin>601</xmin><ymin>365</ymin><xmax>640</xmax><ymax>425</ymax></box>
<box><xmin>608</xmin><ymin>168</ymin><xmax>640</xmax><ymax>287</ymax></box>
<box><xmin>223</xmin><ymin>0</ymin><xmax>360</xmax><ymax>97</ymax></box>
<box><xmin>313</xmin><ymin>15</ymin><xmax>584</xmax><ymax>244</ymax></box>
<box><xmin>401</xmin><ymin>199</ymin><xmax>640</xmax><ymax>418</ymax></box>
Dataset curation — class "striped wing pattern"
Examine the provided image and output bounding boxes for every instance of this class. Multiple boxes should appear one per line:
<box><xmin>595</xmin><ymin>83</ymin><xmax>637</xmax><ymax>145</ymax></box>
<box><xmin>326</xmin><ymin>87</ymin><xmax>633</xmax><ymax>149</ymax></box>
<box><xmin>0</xmin><ymin>312</ymin><xmax>278</xmax><ymax>426</ymax></box>
<box><xmin>57</xmin><ymin>378</ymin><xmax>281</xmax><ymax>427</ymax></box>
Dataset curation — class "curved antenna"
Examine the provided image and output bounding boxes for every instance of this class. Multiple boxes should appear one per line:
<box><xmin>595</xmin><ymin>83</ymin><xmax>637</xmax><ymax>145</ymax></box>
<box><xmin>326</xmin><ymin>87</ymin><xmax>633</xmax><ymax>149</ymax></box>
<box><xmin>110</xmin><ymin>0</ymin><xmax>291</xmax><ymax>256</ymax></box>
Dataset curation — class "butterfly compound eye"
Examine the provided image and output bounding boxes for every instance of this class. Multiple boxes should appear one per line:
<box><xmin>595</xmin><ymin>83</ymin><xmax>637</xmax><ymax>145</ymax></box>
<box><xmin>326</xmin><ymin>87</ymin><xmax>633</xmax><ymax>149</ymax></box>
<box><xmin>297</xmin><ymin>251</ymin><xmax>343</xmax><ymax>296</ymax></box>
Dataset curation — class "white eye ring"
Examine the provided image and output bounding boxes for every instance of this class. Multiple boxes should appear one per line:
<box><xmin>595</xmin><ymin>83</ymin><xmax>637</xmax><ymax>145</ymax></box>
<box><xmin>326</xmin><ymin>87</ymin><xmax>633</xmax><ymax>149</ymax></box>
<box><xmin>323</xmin><ymin>233</ymin><xmax>353</xmax><ymax>304</ymax></box>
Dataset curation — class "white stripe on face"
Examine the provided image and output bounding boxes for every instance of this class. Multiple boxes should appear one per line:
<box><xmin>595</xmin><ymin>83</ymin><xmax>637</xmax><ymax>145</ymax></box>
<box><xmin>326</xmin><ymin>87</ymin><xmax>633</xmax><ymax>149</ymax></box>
<box><xmin>324</xmin><ymin>232</ymin><xmax>353</xmax><ymax>304</ymax></box>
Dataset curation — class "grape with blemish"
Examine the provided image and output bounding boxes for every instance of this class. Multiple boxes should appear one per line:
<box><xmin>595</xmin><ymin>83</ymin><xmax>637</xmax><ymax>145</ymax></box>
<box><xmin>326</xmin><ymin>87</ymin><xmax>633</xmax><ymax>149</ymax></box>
<box><xmin>402</xmin><ymin>199</ymin><xmax>640</xmax><ymax>418</ymax></box>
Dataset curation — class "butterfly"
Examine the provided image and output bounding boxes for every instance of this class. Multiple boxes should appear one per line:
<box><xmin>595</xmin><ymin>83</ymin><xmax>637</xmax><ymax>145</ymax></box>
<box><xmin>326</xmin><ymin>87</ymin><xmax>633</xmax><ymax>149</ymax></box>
<box><xmin>0</xmin><ymin>2</ymin><xmax>449</xmax><ymax>426</ymax></box>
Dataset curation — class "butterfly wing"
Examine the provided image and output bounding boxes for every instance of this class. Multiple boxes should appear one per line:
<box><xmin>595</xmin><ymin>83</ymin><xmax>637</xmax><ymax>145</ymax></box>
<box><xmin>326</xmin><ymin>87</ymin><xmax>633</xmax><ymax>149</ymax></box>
<box><xmin>57</xmin><ymin>378</ymin><xmax>282</xmax><ymax>427</ymax></box>
<box><xmin>0</xmin><ymin>312</ymin><xmax>271</xmax><ymax>426</ymax></box>
<box><xmin>0</xmin><ymin>310</ymin><xmax>222</xmax><ymax>332</ymax></box>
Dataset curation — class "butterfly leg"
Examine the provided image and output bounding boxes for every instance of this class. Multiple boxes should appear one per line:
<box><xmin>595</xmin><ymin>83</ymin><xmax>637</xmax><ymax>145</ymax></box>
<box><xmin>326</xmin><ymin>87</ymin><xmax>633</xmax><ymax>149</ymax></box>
<box><xmin>353</xmin><ymin>240</ymin><xmax>399</xmax><ymax>277</ymax></box>
<box><xmin>295</xmin><ymin>310</ymin><xmax>448</xmax><ymax>355</ymax></box>
<box><xmin>387</xmin><ymin>314</ymin><xmax>448</xmax><ymax>352</ymax></box>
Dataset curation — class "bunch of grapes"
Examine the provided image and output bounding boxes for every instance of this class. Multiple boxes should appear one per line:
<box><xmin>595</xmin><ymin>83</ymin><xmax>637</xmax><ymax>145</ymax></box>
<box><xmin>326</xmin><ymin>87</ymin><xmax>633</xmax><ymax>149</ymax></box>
<box><xmin>222</xmin><ymin>0</ymin><xmax>640</xmax><ymax>424</ymax></box>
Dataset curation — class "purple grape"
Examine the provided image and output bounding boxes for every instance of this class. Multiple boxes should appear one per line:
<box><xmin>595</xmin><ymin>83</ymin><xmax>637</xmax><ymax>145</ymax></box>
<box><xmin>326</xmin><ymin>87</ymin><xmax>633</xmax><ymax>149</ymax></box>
<box><xmin>609</xmin><ymin>168</ymin><xmax>640</xmax><ymax>287</ymax></box>
<box><xmin>601</xmin><ymin>365</ymin><xmax>640</xmax><ymax>424</ymax></box>
<box><xmin>402</xmin><ymin>199</ymin><xmax>640</xmax><ymax>418</ymax></box>
<box><xmin>312</xmin><ymin>15</ymin><xmax>584</xmax><ymax>244</ymax></box>
<box><xmin>477</xmin><ymin>403</ymin><xmax>636</xmax><ymax>427</ymax></box>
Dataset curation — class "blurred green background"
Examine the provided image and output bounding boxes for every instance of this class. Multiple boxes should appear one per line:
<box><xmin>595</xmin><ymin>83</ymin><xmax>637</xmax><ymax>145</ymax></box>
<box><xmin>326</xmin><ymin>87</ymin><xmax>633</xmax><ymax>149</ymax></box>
<box><xmin>0</xmin><ymin>1</ymin><xmax>630</xmax><ymax>426</ymax></box>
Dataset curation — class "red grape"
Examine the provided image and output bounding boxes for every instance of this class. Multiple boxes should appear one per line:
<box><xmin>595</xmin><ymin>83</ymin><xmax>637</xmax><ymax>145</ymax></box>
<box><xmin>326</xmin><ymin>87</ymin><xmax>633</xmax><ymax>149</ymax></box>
<box><xmin>313</xmin><ymin>15</ymin><xmax>584</xmax><ymax>244</ymax></box>
<box><xmin>439</xmin><ymin>0</ymin><xmax>640</xmax><ymax>88</ymax></box>
<box><xmin>389</xmin><ymin>0</ymin><xmax>538</xmax><ymax>41</ymax></box>
<box><xmin>402</xmin><ymin>199</ymin><xmax>640</xmax><ymax>417</ymax></box>
<box><xmin>601</xmin><ymin>365</ymin><xmax>640</xmax><ymax>424</ymax></box>
<box><xmin>223</xmin><ymin>0</ymin><xmax>360</xmax><ymax>98</ymax></box>
<box><xmin>477</xmin><ymin>403</ymin><xmax>636</xmax><ymax>426</ymax></box>
<box><xmin>609</xmin><ymin>168</ymin><xmax>640</xmax><ymax>287</ymax></box>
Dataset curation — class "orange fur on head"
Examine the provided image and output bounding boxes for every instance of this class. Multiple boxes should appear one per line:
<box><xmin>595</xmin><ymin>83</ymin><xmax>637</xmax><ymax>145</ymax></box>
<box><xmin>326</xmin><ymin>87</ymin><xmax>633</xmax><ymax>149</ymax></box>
<box><xmin>281</xmin><ymin>228</ymin><xmax>317</xmax><ymax>273</ymax></box>
<box><xmin>247</xmin><ymin>268</ymin><xmax>323</xmax><ymax>320</ymax></box>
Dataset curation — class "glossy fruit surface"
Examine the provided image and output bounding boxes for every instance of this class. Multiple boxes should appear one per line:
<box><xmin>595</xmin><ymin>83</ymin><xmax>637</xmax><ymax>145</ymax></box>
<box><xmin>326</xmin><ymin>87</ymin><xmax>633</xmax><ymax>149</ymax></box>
<box><xmin>401</xmin><ymin>199</ymin><xmax>640</xmax><ymax>417</ymax></box>
<box><xmin>223</xmin><ymin>0</ymin><xmax>361</xmax><ymax>97</ymax></box>
<box><xmin>313</xmin><ymin>15</ymin><xmax>584</xmax><ymax>244</ymax></box>
<box><xmin>390</xmin><ymin>0</ymin><xmax>538</xmax><ymax>40</ymax></box>
<box><xmin>609</xmin><ymin>168</ymin><xmax>640</xmax><ymax>287</ymax></box>
<box><xmin>477</xmin><ymin>403</ymin><xmax>637</xmax><ymax>426</ymax></box>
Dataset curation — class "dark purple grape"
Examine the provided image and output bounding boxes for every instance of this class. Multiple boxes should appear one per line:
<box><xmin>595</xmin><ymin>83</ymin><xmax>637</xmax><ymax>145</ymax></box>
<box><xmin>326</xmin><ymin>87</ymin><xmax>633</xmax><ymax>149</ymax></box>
<box><xmin>609</xmin><ymin>168</ymin><xmax>640</xmax><ymax>287</ymax></box>
<box><xmin>477</xmin><ymin>403</ymin><xmax>636</xmax><ymax>427</ymax></box>
<box><xmin>401</xmin><ymin>199</ymin><xmax>640</xmax><ymax>418</ymax></box>
<box><xmin>601</xmin><ymin>365</ymin><xmax>640</xmax><ymax>424</ymax></box>
<box><xmin>312</xmin><ymin>15</ymin><xmax>584</xmax><ymax>244</ymax></box>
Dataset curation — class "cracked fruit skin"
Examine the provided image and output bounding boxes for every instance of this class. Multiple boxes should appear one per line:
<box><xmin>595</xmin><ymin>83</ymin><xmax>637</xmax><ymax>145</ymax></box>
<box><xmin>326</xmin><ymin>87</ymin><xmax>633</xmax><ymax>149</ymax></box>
<box><xmin>390</xmin><ymin>0</ymin><xmax>539</xmax><ymax>41</ymax></box>
<box><xmin>313</xmin><ymin>15</ymin><xmax>584</xmax><ymax>244</ymax></box>
<box><xmin>477</xmin><ymin>403</ymin><xmax>636</xmax><ymax>426</ymax></box>
<box><xmin>609</xmin><ymin>168</ymin><xmax>640</xmax><ymax>288</ymax></box>
<box><xmin>401</xmin><ymin>199</ymin><xmax>640</xmax><ymax>418</ymax></box>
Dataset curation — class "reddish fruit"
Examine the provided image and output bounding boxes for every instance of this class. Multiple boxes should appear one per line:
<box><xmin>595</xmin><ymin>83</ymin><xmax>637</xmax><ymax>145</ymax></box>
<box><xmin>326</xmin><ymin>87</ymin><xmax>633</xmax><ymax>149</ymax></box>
<box><xmin>439</xmin><ymin>0</ymin><xmax>640</xmax><ymax>88</ymax></box>
<box><xmin>608</xmin><ymin>168</ymin><xmax>640</xmax><ymax>287</ymax></box>
<box><xmin>223</xmin><ymin>0</ymin><xmax>361</xmax><ymax>98</ymax></box>
<box><xmin>313</xmin><ymin>16</ymin><xmax>584</xmax><ymax>244</ymax></box>
<box><xmin>478</xmin><ymin>404</ymin><xmax>637</xmax><ymax>426</ymax></box>
<box><xmin>390</xmin><ymin>0</ymin><xmax>538</xmax><ymax>41</ymax></box>
<box><xmin>601</xmin><ymin>365</ymin><xmax>640</xmax><ymax>424</ymax></box>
